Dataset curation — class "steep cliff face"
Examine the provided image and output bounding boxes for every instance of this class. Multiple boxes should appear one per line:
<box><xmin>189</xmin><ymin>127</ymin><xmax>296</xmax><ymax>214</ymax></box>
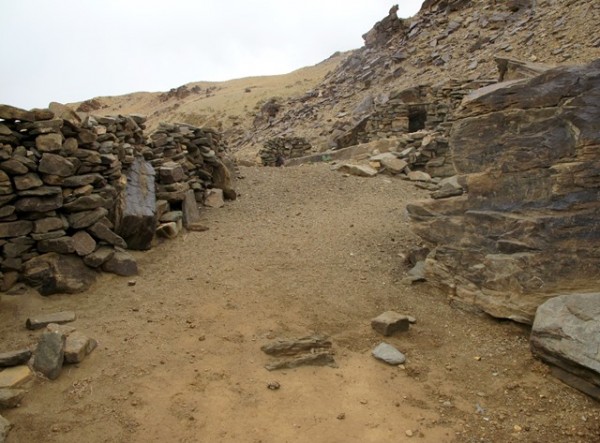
<box><xmin>407</xmin><ymin>59</ymin><xmax>600</xmax><ymax>323</ymax></box>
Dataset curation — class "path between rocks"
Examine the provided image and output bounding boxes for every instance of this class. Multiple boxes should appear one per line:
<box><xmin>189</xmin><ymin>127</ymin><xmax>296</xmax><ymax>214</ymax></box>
<box><xmin>1</xmin><ymin>164</ymin><xmax>598</xmax><ymax>442</ymax></box>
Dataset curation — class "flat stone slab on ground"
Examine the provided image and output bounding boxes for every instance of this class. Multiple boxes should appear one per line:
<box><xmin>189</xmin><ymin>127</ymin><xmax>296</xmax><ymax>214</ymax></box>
<box><xmin>371</xmin><ymin>311</ymin><xmax>410</xmax><ymax>336</ymax></box>
<box><xmin>0</xmin><ymin>388</ymin><xmax>25</xmax><ymax>408</ymax></box>
<box><xmin>338</xmin><ymin>163</ymin><xmax>378</xmax><ymax>177</ymax></box>
<box><xmin>0</xmin><ymin>350</ymin><xmax>32</xmax><ymax>367</ymax></box>
<box><xmin>0</xmin><ymin>366</ymin><xmax>33</xmax><ymax>389</ymax></box>
<box><xmin>32</xmin><ymin>331</ymin><xmax>66</xmax><ymax>380</ymax></box>
<box><xmin>372</xmin><ymin>342</ymin><xmax>406</xmax><ymax>365</ymax></box>
<box><xmin>26</xmin><ymin>311</ymin><xmax>76</xmax><ymax>330</ymax></box>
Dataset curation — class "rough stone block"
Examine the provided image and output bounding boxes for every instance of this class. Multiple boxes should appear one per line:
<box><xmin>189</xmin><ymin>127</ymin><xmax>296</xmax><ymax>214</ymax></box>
<box><xmin>371</xmin><ymin>311</ymin><xmax>410</xmax><ymax>336</ymax></box>
<box><xmin>0</xmin><ymin>349</ymin><xmax>32</xmax><ymax>367</ymax></box>
<box><xmin>83</xmin><ymin>246</ymin><xmax>114</xmax><ymax>268</ymax></box>
<box><xmin>32</xmin><ymin>331</ymin><xmax>66</xmax><ymax>380</ymax></box>
<box><xmin>0</xmin><ymin>366</ymin><xmax>33</xmax><ymax>389</ymax></box>
<box><xmin>64</xmin><ymin>332</ymin><xmax>97</xmax><ymax>364</ymax></box>
<box><xmin>102</xmin><ymin>251</ymin><xmax>138</xmax><ymax>276</ymax></box>
<box><xmin>204</xmin><ymin>188</ymin><xmax>224</xmax><ymax>208</ymax></box>
<box><xmin>0</xmin><ymin>388</ymin><xmax>25</xmax><ymax>408</ymax></box>
<box><xmin>115</xmin><ymin>158</ymin><xmax>157</xmax><ymax>250</ymax></box>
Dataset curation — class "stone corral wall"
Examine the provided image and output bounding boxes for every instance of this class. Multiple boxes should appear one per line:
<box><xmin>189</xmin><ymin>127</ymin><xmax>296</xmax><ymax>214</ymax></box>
<box><xmin>332</xmin><ymin>79</ymin><xmax>495</xmax><ymax>178</ymax></box>
<box><xmin>259</xmin><ymin>137</ymin><xmax>313</xmax><ymax>166</ymax></box>
<box><xmin>407</xmin><ymin>59</ymin><xmax>600</xmax><ymax>323</ymax></box>
<box><xmin>0</xmin><ymin>103</ymin><xmax>233</xmax><ymax>295</ymax></box>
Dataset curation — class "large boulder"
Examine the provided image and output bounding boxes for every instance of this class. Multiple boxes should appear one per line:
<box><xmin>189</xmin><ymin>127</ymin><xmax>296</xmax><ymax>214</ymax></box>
<box><xmin>408</xmin><ymin>59</ymin><xmax>600</xmax><ymax>323</ymax></box>
<box><xmin>530</xmin><ymin>293</ymin><xmax>600</xmax><ymax>400</ymax></box>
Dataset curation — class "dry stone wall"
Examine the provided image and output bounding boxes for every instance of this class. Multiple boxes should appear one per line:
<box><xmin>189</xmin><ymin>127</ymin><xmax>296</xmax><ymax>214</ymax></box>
<box><xmin>259</xmin><ymin>137</ymin><xmax>313</xmax><ymax>166</ymax></box>
<box><xmin>0</xmin><ymin>103</ymin><xmax>233</xmax><ymax>295</ymax></box>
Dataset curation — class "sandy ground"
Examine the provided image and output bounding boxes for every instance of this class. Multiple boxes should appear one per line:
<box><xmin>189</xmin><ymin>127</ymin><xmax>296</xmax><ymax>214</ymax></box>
<box><xmin>1</xmin><ymin>164</ymin><xmax>599</xmax><ymax>443</ymax></box>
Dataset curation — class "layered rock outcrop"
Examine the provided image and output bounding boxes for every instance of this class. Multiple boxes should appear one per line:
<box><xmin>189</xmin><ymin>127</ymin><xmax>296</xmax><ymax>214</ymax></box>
<box><xmin>407</xmin><ymin>59</ymin><xmax>600</xmax><ymax>323</ymax></box>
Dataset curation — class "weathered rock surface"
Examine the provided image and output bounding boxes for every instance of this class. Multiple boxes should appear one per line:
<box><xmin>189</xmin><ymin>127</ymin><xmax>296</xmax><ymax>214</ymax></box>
<box><xmin>0</xmin><ymin>350</ymin><xmax>32</xmax><ymax>367</ymax></box>
<box><xmin>371</xmin><ymin>311</ymin><xmax>410</xmax><ymax>336</ymax></box>
<box><xmin>372</xmin><ymin>342</ymin><xmax>406</xmax><ymax>365</ymax></box>
<box><xmin>408</xmin><ymin>60</ymin><xmax>600</xmax><ymax>323</ymax></box>
<box><xmin>0</xmin><ymin>366</ymin><xmax>33</xmax><ymax>389</ymax></box>
<box><xmin>32</xmin><ymin>331</ymin><xmax>66</xmax><ymax>380</ymax></box>
<box><xmin>102</xmin><ymin>251</ymin><xmax>138</xmax><ymax>276</ymax></box>
<box><xmin>64</xmin><ymin>332</ymin><xmax>97</xmax><ymax>364</ymax></box>
<box><xmin>115</xmin><ymin>158</ymin><xmax>157</xmax><ymax>250</ymax></box>
<box><xmin>530</xmin><ymin>293</ymin><xmax>600</xmax><ymax>400</ymax></box>
<box><xmin>23</xmin><ymin>253</ymin><xmax>97</xmax><ymax>295</ymax></box>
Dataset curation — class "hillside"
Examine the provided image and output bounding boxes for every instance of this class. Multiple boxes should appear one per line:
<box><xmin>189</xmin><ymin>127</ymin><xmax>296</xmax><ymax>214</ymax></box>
<box><xmin>77</xmin><ymin>0</ymin><xmax>600</xmax><ymax>163</ymax></box>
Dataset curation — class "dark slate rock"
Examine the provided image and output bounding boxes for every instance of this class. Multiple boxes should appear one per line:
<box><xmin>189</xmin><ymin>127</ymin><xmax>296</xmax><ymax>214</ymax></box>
<box><xmin>0</xmin><ymin>221</ymin><xmax>32</xmax><ymax>238</ymax></box>
<box><xmin>22</xmin><ymin>253</ymin><xmax>97</xmax><ymax>296</ymax></box>
<box><xmin>26</xmin><ymin>311</ymin><xmax>76</xmax><ymax>330</ymax></box>
<box><xmin>14</xmin><ymin>194</ymin><xmax>63</xmax><ymax>213</ymax></box>
<box><xmin>38</xmin><ymin>153</ymin><xmax>76</xmax><ymax>177</ymax></box>
<box><xmin>115</xmin><ymin>158</ymin><xmax>157</xmax><ymax>250</ymax></box>
<box><xmin>13</xmin><ymin>173</ymin><xmax>43</xmax><ymax>191</ymax></box>
<box><xmin>0</xmin><ymin>159</ymin><xmax>28</xmax><ymax>175</ymax></box>
<box><xmin>62</xmin><ymin>194</ymin><xmax>107</xmax><ymax>212</ymax></box>
<box><xmin>62</xmin><ymin>174</ymin><xmax>105</xmax><ymax>188</ymax></box>
<box><xmin>37</xmin><ymin>236</ymin><xmax>75</xmax><ymax>254</ymax></box>
<box><xmin>72</xmin><ymin>230</ymin><xmax>96</xmax><ymax>256</ymax></box>
<box><xmin>67</xmin><ymin>207</ymin><xmax>108</xmax><ymax>229</ymax></box>
<box><xmin>102</xmin><ymin>251</ymin><xmax>138</xmax><ymax>276</ymax></box>
<box><xmin>32</xmin><ymin>331</ymin><xmax>65</xmax><ymax>380</ymax></box>
<box><xmin>83</xmin><ymin>246</ymin><xmax>114</xmax><ymax>268</ymax></box>
<box><xmin>182</xmin><ymin>189</ymin><xmax>200</xmax><ymax>228</ymax></box>
<box><xmin>87</xmin><ymin>221</ymin><xmax>127</xmax><ymax>248</ymax></box>
<box><xmin>0</xmin><ymin>349</ymin><xmax>32</xmax><ymax>367</ymax></box>
<box><xmin>33</xmin><ymin>216</ymin><xmax>66</xmax><ymax>234</ymax></box>
<box><xmin>530</xmin><ymin>293</ymin><xmax>600</xmax><ymax>401</ymax></box>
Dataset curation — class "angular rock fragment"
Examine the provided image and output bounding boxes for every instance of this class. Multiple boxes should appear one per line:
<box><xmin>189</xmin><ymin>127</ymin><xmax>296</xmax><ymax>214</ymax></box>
<box><xmin>26</xmin><ymin>311</ymin><xmax>76</xmax><ymax>330</ymax></box>
<box><xmin>0</xmin><ymin>388</ymin><xmax>25</xmax><ymax>409</ymax></box>
<box><xmin>372</xmin><ymin>342</ymin><xmax>406</xmax><ymax>365</ymax></box>
<box><xmin>102</xmin><ymin>251</ymin><xmax>138</xmax><ymax>276</ymax></box>
<box><xmin>371</xmin><ymin>311</ymin><xmax>410</xmax><ymax>336</ymax></box>
<box><xmin>0</xmin><ymin>350</ymin><xmax>32</xmax><ymax>367</ymax></box>
<box><xmin>32</xmin><ymin>331</ymin><xmax>66</xmax><ymax>380</ymax></box>
<box><xmin>23</xmin><ymin>253</ymin><xmax>96</xmax><ymax>295</ymax></box>
<box><xmin>64</xmin><ymin>332</ymin><xmax>97</xmax><ymax>364</ymax></box>
<box><xmin>0</xmin><ymin>366</ymin><xmax>33</xmax><ymax>389</ymax></box>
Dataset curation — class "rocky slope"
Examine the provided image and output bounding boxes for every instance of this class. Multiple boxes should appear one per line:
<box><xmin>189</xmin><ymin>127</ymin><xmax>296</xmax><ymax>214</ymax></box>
<box><xmin>77</xmin><ymin>0</ymin><xmax>600</xmax><ymax>164</ymax></box>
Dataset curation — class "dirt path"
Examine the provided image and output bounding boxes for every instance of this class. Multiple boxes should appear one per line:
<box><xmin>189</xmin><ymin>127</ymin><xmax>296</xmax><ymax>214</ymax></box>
<box><xmin>1</xmin><ymin>164</ymin><xmax>599</xmax><ymax>443</ymax></box>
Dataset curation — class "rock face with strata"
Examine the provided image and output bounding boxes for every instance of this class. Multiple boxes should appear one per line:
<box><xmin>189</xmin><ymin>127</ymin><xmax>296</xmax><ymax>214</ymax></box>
<box><xmin>408</xmin><ymin>60</ymin><xmax>600</xmax><ymax>323</ymax></box>
<box><xmin>530</xmin><ymin>293</ymin><xmax>600</xmax><ymax>400</ymax></box>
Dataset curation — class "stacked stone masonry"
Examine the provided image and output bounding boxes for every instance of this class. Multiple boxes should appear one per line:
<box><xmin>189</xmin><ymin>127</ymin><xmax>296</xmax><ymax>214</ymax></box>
<box><xmin>259</xmin><ymin>137</ymin><xmax>313</xmax><ymax>166</ymax></box>
<box><xmin>0</xmin><ymin>103</ymin><xmax>233</xmax><ymax>294</ymax></box>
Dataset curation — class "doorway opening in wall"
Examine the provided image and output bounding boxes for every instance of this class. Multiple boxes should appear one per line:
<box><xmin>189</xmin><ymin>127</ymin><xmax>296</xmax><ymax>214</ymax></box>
<box><xmin>408</xmin><ymin>106</ymin><xmax>427</xmax><ymax>132</ymax></box>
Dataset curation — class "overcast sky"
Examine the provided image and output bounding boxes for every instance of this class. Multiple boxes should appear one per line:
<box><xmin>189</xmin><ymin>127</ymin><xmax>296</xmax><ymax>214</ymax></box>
<box><xmin>0</xmin><ymin>1</ymin><xmax>423</xmax><ymax>110</ymax></box>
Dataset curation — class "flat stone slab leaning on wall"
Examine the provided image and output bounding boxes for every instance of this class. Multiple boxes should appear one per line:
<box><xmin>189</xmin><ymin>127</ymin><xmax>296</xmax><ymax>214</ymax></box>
<box><xmin>0</xmin><ymin>102</ymin><xmax>234</xmax><ymax>295</ymax></box>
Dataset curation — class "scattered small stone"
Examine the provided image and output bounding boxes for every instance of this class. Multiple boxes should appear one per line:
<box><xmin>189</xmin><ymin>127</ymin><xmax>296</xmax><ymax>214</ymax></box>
<box><xmin>371</xmin><ymin>311</ymin><xmax>410</xmax><ymax>336</ymax></box>
<box><xmin>372</xmin><ymin>342</ymin><xmax>406</xmax><ymax>365</ymax></box>
<box><xmin>337</xmin><ymin>413</ymin><xmax>346</xmax><ymax>420</ymax></box>
<box><xmin>267</xmin><ymin>381</ymin><xmax>280</xmax><ymax>390</ymax></box>
<box><xmin>405</xmin><ymin>429</ymin><xmax>414</xmax><ymax>437</ymax></box>
<box><xmin>514</xmin><ymin>425</ymin><xmax>522</xmax><ymax>432</ymax></box>
<box><xmin>26</xmin><ymin>311</ymin><xmax>76</xmax><ymax>330</ymax></box>
<box><xmin>128</xmin><ymin>280</ymin><xmax>136</xmax><ymax>286</ymax></box>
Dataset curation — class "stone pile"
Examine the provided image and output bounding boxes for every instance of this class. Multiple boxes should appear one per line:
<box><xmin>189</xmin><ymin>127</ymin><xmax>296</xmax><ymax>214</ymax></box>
<box><xmin>147</xmin><ymin>122</ymin><xmax>234</xmax><ymax>202</ymax></box>
<box><xmin>0</xmin><ymin>103</ymin><xmax>144</xmax><ymax>294</ymax></box>
<box><xmin>259</xmin><ymin>137</ymin><xmax>313</xmax><ymax>166</ymax></box>
<box><xmin>0</xmin><ymin>103</ymin><xmax>234</xmax><ymax>294</ymax></box>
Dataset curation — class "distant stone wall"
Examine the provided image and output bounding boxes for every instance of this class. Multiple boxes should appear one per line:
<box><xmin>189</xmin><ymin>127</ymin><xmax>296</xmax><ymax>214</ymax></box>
<box><xmin>0</xmin><ymin>103</ymin><xmax>233</xmax><ymax>294</ymax></box>
<box><xmin>332</xmin><ymin>79</ymin><xmax>495</xmax><ymax>177</ymax></box>
<box><xmin>259</xmin><ymin>137</ymin><xmax>313</xmax><ymax>166</ymax></box>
